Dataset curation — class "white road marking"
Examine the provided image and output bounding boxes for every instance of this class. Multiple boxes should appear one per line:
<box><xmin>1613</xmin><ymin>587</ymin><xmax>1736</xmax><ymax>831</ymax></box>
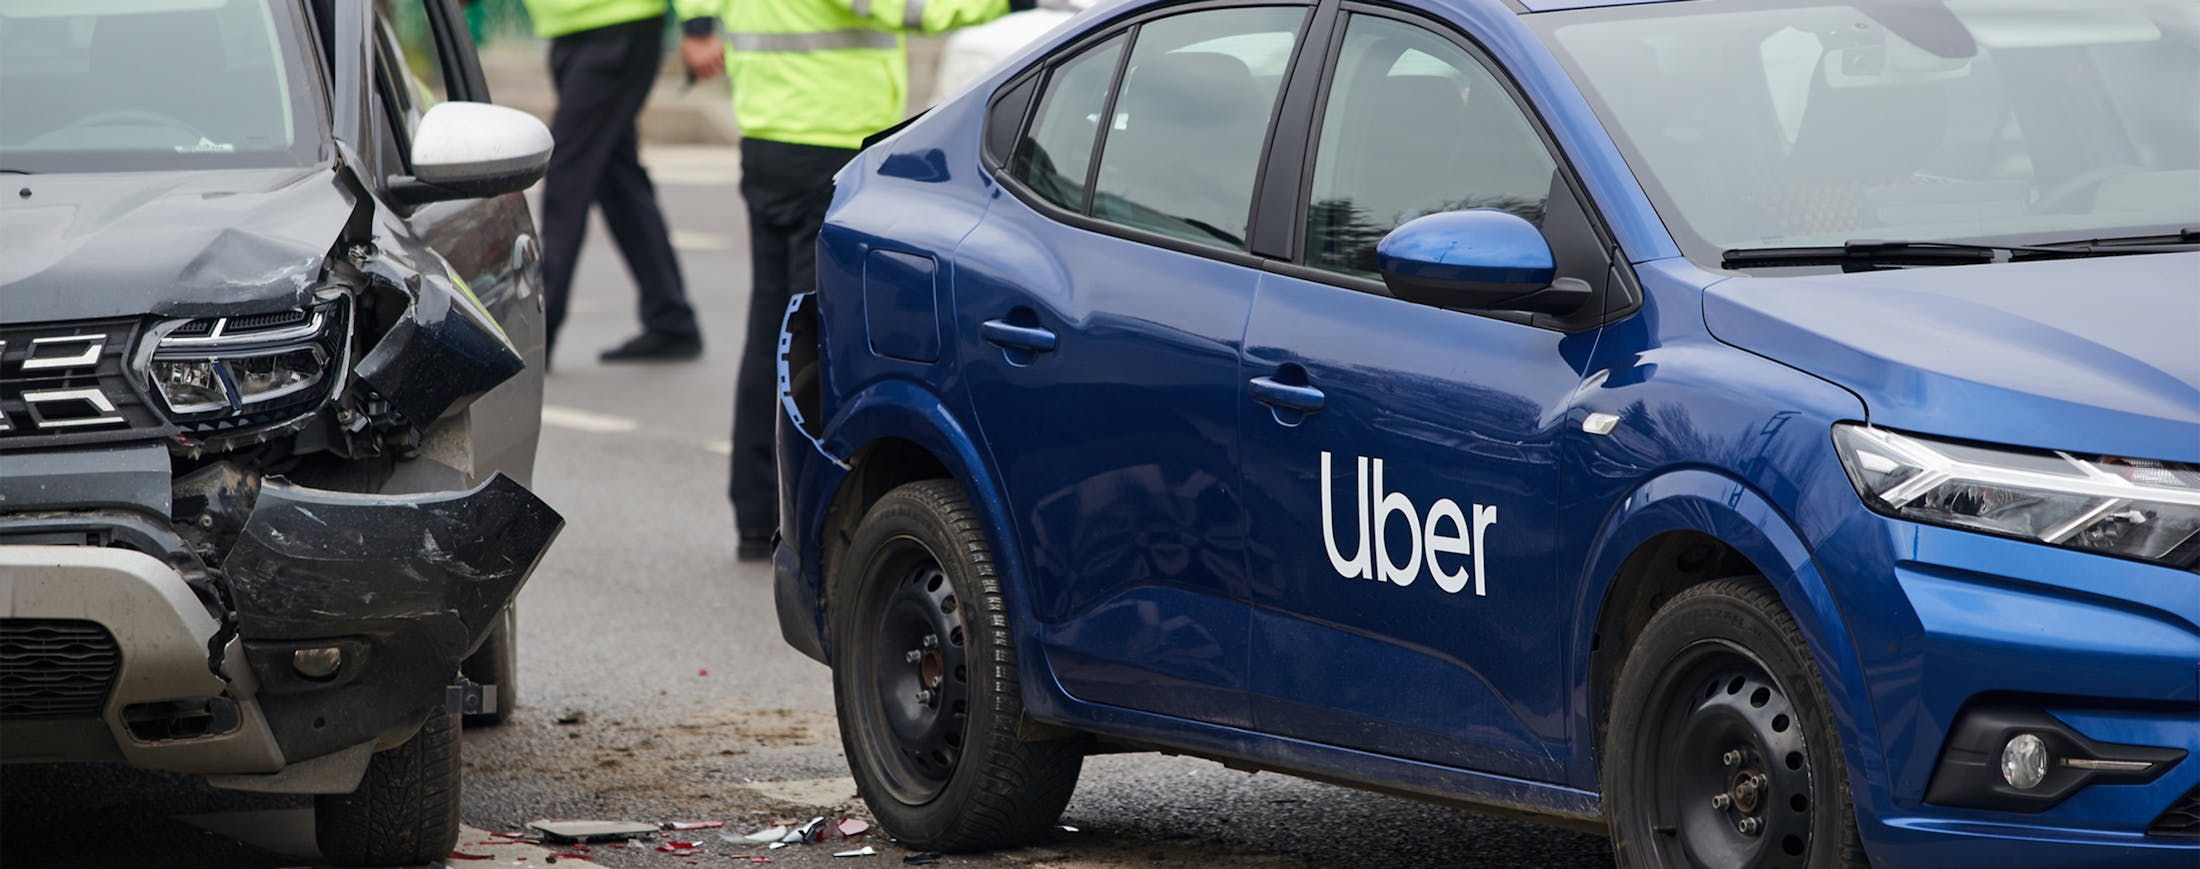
<box><xmin>672</xmin><ymin>229</ymin><xmax>735</xmax><ymax>251</ymax></box>
<box><xmin>542</xmin><ymin>405</ymin><xmax>641</xmax><ymax>433</ymax></box>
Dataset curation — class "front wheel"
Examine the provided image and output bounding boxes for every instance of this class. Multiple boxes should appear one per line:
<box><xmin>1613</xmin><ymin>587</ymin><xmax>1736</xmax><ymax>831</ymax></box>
<box><xmin>829</xmin><ymin>480</ymin><xmax>1083</xmax><ymax>852</ymax></box>
<box><xmin>1603</xmin><ymin>579</ymin><xmax>1867</xmax><ymax>869</ymax></box>
<box><xmin>315</xmin><ymin>709</ymin><xmax>461</xmax><ymax>866</ymax></box>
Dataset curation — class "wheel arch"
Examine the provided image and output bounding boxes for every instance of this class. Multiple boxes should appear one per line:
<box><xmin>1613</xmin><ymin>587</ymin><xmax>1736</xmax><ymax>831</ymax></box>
<box><xmin>1571</xmin><ymin>468</ymin><xmax>1885</xmax><ymax>812</ymax></box>
<box><xmin>809</xmin><ymin>381</ymin><xmax>1040</xmax><ymax>682</ymax></box>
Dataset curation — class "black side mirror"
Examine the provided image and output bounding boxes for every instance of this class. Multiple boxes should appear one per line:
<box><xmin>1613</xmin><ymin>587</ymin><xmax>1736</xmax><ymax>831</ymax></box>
<box><xmin>1375</xmin><ymin>209</ymin><xmax>1592</xmax><ymax>315</ymax></box>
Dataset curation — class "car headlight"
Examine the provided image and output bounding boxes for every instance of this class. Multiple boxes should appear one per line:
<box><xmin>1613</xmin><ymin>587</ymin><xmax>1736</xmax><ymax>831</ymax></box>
<box><xmin>146</xmin><ymin>301</ymin><xmax>347</xmax><ymax>426</ymax></box>
<box><xmin>1833</xmin><ymin>424</ymin><xmax>2200</xmax><ymax>568</ymax></box>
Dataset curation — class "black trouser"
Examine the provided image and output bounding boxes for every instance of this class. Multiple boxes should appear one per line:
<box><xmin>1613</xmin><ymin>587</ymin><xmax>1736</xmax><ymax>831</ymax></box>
<box><xmin>729</xmin><ymin>138</ymin><xmax>858</xmax><ymax>542</ymax></box>
<box><xmin>540</xmin><ymin>16</ymin><xmax>699</xmax><ymax>354</ymax></box>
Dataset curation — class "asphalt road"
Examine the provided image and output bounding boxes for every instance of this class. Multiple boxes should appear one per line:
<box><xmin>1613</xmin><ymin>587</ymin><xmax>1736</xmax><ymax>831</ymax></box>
<box><xmin>0</xmin><ymin>145</ymin><xmax>1613</xmax><ymax>869</ymax></box>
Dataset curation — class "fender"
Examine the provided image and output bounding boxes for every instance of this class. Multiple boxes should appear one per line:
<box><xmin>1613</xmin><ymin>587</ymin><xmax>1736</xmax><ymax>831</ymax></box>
<box><xmin>1568</xmin><ymin>467</ymin><xmax>1888</xmax><ymax>827</ymax></box>
<box><xmin>797</xmin><ymin>377</ymin><xmax>1069</xmax><ymax>717</ymax></box>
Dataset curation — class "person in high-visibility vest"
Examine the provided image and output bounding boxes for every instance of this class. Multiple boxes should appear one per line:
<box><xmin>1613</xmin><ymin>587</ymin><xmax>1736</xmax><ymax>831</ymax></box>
<box><xmin>674</xmin><ymin>0</ymin><xmax>1032</xmax><ymax>560</ymax></box>
<box><xmin>520</xmin><ymin>0</ymin><xmax>705</xmax><ymax>365</ymax></box>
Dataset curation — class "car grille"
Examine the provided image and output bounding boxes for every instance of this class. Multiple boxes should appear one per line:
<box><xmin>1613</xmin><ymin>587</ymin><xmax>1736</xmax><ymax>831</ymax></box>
<box><xmin>0</xmin><ymin>619</ymin><xmax>122</xmax><ymax>720</ymax></box>
<box><xmin>2150</xmin><ymin>783</ymin><xmax>2200</xmax><ymax>838</ymax></box>
<box><xmin>0</xmin><ymin>318</ymin><xmax>175</xmax><ymax>450</ymax></box>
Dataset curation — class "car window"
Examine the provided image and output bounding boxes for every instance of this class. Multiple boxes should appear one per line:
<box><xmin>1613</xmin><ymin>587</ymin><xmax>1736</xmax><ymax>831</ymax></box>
<box><xmin>0</xmin><ymin>0</ymin><xmax>322</xmax><ymax>172</ymax></box>
<box><xmin>1012</xmin><ymin>34</ymin><xmax>1125</xmax><ymax>212</ymax></box>
<box><xmin>1303</xmin><ymin>15</ymin><xmax>1557</xmax><ymax>278</ymax></box>
<box><xmin>1088</xmin><ymin>7</ymin><xmax>1307</xmax><ymax>251</ymax></box>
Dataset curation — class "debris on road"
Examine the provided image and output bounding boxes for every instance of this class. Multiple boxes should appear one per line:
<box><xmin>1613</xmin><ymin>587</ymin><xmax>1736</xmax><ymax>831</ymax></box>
<box><xmin>902</xmin><ymin>853</ymin><xmax>941</xmax><ymax>865</ymax></box>
<box><xmin>447</xmin><ymin>852</ymin><xmax>496</xmax><ymax>861</ymax></box>
<box><xmin>737</xmin><ymin>824</ymin><xmax>789</xmax><ymax>843</ymax></box>
<box><xmin>556</xmin><ymin>710</ymin><xmax>589</xmax><ymax>726</ymax></box>
<box><xmin>664</xmin><ymin>820</ymin><xmax>727</xmax><ymax>831</ymax></box>
<box><xmin>835</xmin><ymin>818</ymin><xmax>871</xmax><ymax>838</ymax></box>
<box><xmin>528</xmin><ymin>819</ymin><xmax>658</xmax><ymax>842</ymax></box>
<box><xmin>833</xmin><ymin>846</ymin><xmax>878</xmax><ymax>858</ymax></box>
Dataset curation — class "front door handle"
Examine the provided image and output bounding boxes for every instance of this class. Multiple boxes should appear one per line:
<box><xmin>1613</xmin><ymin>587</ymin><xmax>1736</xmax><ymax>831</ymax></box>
<box><xmin>1249</xmin><ymin>376</ymin><xmax>1325</xmax><ymax>414</ymax></box>
<box><xmin>980</xmin><ymin>319</ymin><xmax>1058</xmax><ymax>353</ymax></box>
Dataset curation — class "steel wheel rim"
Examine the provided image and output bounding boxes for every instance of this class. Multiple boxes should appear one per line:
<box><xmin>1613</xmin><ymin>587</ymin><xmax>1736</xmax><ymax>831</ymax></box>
<box><xmin>1637</xmin><ymin>639</ymin><xmax>1816</xmax><ymax>869</ymax></box>
<box><xmin>862</xmin><ymin>537</ymin><xmax>970</xmax><ymax>804</ymax></box>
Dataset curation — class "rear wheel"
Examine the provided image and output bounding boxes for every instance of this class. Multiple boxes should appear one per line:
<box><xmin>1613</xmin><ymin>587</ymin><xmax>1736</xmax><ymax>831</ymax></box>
<box><xmin>1603</xmin><ymin>579</ymin><xmax>1866</xmax><ymax>869</ymax></box>
<box><xmin>830</xmin><ymin>480</ymin><xmax>1083</xmax><ymax>852</ymax></box>
<box><xmin>315</xmin><ymin>709</ymin><xmax>461</xmax><ymax>867</ymax></box>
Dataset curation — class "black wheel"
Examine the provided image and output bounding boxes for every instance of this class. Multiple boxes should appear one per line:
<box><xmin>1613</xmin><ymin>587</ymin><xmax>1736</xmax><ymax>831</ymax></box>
<box><xmin>1604</xmin><ymin>579</ymin><xmax>1866</xmax><ymax>869</ymax></box>
<box><xmin>315</xmin><ymin>710</ymin><xmax>461</xmax><ymax>866</ymax></box>
<box><xmin>830</xmin><ymin>480</ymin><xmax>1083</xmax><ymax>852</ymax></box>
<box><xmin>461</xmin><ymin>605</ymin><xmax>518</xmax><ymax>726</ymax></box>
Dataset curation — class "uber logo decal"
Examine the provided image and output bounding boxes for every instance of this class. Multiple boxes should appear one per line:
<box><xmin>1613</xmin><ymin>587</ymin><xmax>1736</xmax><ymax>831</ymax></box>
<box><xmin>1320</xmin><ymin>451</ymin><xmax>1499</xmax><ymax>595</ymax></box>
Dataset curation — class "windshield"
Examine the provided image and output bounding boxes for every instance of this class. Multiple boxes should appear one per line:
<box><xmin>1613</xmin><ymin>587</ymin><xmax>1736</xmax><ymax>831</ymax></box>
<box><xmin>1528</xmin><ymin>0</ymin><xmax>2200</xmax><ymax>267</ymax></box>
<box><xmin>0</xmin><ymin>0</ymin><xmax>324</xmax><ymax>173</ymax></box>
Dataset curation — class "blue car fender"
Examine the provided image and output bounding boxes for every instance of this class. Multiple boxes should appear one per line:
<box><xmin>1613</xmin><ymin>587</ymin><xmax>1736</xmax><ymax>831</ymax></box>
<box><xmin>1570</xmin><ymin>467</ymin><xmax>1889</xmax><ymax>826</ymax></box>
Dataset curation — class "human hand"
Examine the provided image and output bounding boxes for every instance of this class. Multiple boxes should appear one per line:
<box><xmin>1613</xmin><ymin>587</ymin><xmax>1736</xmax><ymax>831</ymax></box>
<box><xmin>681</xmin><ymin>34</ymin><xmax>724</xmax><ymax>81</ymax></box>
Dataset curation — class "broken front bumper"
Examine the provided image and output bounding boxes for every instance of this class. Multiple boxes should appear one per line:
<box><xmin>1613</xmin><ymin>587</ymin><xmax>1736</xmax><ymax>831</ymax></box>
<box><xmin>0</xmin><ymin>474</ymin><xmax>560</xmax><ymax>793</ymax></box>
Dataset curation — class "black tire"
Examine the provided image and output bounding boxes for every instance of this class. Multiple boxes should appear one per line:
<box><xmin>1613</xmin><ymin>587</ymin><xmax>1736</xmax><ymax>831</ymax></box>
<box><xmin>314</xmin><ymin>710</ymin><xmax>462</xmax><ymax>867</ymax></box>
<box><xmin>1603</xmin><ymin>578</ymin><xmax>1867</xmax><ymax>869</ymax></box>
<box><xmin>461</xmin><ymin>605</ymin><xmax>518</xmax><ymax>726</ymax></box>
<box><xmin>830</xmin><ymin>480</ymin><xmax>1083</xmax><ymax>852</ymax></box>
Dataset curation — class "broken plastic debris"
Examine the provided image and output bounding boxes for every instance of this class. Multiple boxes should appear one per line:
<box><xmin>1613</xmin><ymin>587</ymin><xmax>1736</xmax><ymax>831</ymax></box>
<box><xmin>902</xmin><ymin>854</ymin><xmax>941</xmax><ymax>866</ymax></box>
<box><xmin>742</xmin><ymin>824</ymin><xmax>790</xmax><ymax>842</ymax></box>
<box><xmin>699</xmin><ymin>668</ymin><xmax>710</xmax><ymax>676</ymax></box>
<box><xmin>555</xmin><ymin>710</ymin><xmax>588</xmax><ymax>725</ymax></box>
<box><xmin>1059</xmin><ymin>825</ymin><xmax>1080</xmax><ymax>833</ymax></box>
<box><xmin>447</xmin><ymin>852</ymin><xmax>495</xmax><ymax>861</ymax></box>
<box><xmin>835</xmin><ymin>818</ymin><xmax>871</xmax><ymax>838</ymax></box>
<box><xmin>527</xmin><ymin>819</ymin><xmax>658</xmax><ymax>842</ymax></box>
<box><xmin>790</xmin><ymin>816</ymin><xmax>829</xmax><ymax>843</ymax></box>
<box><xmin>767</xmin><ymin>842</ymin><xmax>788</xmax><ymax>850</ymax></box>
<box><xmin>833</xmin><ymin>846</ymin><xmax>878</xmax><ymax>858</ymax></box>
<box><xmin>665</xmin><ymin>820</ymin><xmax>727</xmax><ymax>831</ymax></box>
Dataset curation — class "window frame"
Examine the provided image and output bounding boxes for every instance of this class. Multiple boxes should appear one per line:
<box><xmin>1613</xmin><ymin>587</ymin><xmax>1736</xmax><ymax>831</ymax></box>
<box><xmin>981</xmin><ymin>0</ymin><xmax>1643</xmax><ymax>333</ymax></box>
<box><xmin>1270</xmin><ymin>1</ymin><xmax>1637</xmax><ymax>332</ymax></box>
<box><xmin>986</xmin><ymin>0</ymin><xmax>1322</xmax><ymax>271</ymax></box>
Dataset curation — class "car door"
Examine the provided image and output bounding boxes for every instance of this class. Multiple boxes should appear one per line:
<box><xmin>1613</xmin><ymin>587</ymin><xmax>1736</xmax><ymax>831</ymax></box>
<box><xmin>1237</xmin><ymin>7</ymin><xmax>1612</xmax><ymax>781</ymax></box>
<box><xmin>368</xmin><ymin>0</ymin><xmax>545</xmax><ymax>487</ymax></box>
<box><xmin>955</xmin><ymin>4</ymin><xmax>1312</xmax><ymax>729</ymax></box>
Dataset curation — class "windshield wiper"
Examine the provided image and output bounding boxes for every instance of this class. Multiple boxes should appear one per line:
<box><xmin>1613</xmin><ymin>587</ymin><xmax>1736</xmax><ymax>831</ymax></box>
<box><xmin>1723</xmin><ymin>235</ymin><xmax>2195</xmax><ymax>270</ymax></box>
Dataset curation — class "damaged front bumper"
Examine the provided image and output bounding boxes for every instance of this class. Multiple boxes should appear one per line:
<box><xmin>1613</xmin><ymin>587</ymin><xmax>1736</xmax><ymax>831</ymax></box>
<box><xmin>0</xmin><ymin>474</ymin><xmax>559</xmax><ymax>793</ymax></box>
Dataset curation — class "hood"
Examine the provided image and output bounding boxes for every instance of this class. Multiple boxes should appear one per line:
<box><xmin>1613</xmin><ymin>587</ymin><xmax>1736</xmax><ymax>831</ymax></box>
<box><xmin>1704</xmin><ymin>252</ymin><xmax>2200</xmax><ymax>463</ymax></box>
<box><xmin>0</xmin><ymin>166</ymin><xmax>360</xmax><ymax>324</ymax></box>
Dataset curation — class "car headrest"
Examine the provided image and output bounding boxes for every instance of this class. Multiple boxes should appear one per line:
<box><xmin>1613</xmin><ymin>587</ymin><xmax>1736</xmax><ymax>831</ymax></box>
<box><xmin>1120</xmin><ymin>51</ymin><xmax>1260</xmax><ymax>125</ymax></box>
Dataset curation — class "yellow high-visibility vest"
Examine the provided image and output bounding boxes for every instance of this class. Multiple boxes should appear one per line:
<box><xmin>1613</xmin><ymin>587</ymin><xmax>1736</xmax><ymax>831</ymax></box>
<box><xmin>676</xmin><ymin>0</ymin><xmax>1013</xmax><ymax>150</ymax></box>
<box><xmin>520</xmin><ymin>0</ymin><xmax>668</xmax><ymax>39</ymax></box>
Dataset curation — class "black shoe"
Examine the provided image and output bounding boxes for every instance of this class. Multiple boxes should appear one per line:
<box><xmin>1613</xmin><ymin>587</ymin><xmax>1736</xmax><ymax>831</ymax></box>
<box><xmin>599</xmin><ymin>332</ymin><xmax>702</xmax><ymax>362</ymax></box>
<box><xmin>735</xmin><ymin>537</ymin><xmax>773</xmax><ymax>562</ymax></box>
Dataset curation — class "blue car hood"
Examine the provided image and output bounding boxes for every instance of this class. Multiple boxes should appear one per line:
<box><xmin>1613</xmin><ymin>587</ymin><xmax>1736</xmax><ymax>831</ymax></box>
<box><xmin>1703</xmin><ymin>252</ymin><xmax>2200</xmax><ymax>463</ymax></box>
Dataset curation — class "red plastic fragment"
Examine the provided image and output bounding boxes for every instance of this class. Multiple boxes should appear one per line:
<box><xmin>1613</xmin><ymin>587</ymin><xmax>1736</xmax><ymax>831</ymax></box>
<box><xmin>698</xmin><ymin>668</ymin><xmax>710</xmax><ymax>676</ymax></box>
<box><xmin>447</xmin><ymin>852</ymin><xmax>495</xmax><ymax>861</ymax></box>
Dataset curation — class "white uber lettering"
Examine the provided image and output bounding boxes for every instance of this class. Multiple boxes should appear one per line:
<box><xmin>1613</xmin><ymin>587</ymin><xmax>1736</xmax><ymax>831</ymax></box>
<box><xmin>1424</xmin><ymin>498</ymin><xmax>1472</xmax><ymax>594</ymax></box>
<box><xmin>1317</xmin><ymin>451</ymin><xmax>1500</xmax><ymax>595</ymax></box>
<box><xmin>1371</xmin><ymin>458</ymin><xmax>1423</xmax><ymax>586</ymax></box>
<box><xmin>1320</xmin><ymin>451</ymin><xmax>1371</xmax><ymax>580</ymax></box>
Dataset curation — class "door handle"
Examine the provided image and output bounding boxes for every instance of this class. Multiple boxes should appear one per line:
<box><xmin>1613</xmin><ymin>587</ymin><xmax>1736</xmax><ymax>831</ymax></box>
<box><xmin>980</xmin><ymin>319</ymin><xmax>1058</xmax><ymax>353</ymax></box>
<box><xmin>1249</xmin><ymin>376</ymin><xmax>1325</xmax><ymax>414</ymax></box>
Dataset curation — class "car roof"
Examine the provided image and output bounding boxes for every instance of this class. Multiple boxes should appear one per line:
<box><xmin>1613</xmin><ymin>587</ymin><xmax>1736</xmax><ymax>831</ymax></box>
<box><xmin>1514</xmin><ymin>0</ymin><xmax>1693</xmax><ymax>12</ymax></box>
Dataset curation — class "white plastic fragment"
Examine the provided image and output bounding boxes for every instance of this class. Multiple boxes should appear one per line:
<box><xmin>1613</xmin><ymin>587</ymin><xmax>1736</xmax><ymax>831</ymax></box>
<box><xmin>833</xmin><ymin>846</ymin><xmax>878</xmax><ymax>857</ymax></box>
<box><xmin>744</xmin><ymin>825</ymin><xmax>791</xmax><ymax>843</ymax></box>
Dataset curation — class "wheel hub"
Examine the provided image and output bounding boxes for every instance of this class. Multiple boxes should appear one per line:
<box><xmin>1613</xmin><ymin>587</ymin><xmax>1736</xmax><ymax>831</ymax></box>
<box><xmin>865</xmin><ymin>553</ymin><xmax>970</xmax><ymax>804</ymax></box>
<box><xmin>1642</xmin><ymin>643</ymin><xmax>1817</xmax><ymax>867</ymax></box>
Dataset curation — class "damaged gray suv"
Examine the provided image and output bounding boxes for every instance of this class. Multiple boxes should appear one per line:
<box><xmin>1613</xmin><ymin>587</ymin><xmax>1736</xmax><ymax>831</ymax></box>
<box><xmin>0</xmin><ymin>0</ymin><xmax>560</xmax><ymax>863</ymax></box>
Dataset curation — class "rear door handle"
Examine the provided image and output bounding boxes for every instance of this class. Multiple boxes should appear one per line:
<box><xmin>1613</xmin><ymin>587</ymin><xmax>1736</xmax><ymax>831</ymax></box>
<box><xmin>980</xmin><ymin>319</ymin><xmax>1058</xmax><ymax>353</ymax></box>
<box><xmin>1249</xmin><ymin>376</ymin><xmax>1325</xmax><ymax>413</ymax></box>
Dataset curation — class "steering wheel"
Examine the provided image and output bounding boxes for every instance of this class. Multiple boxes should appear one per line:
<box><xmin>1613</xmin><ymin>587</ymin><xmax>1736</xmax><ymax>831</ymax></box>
<box><xmin>58</xmin><ymin>108</ymin><xmax>205</xmax><ymax>139</ymax></box>
<box><xmin>2034</xmin><ymin>164</ymin><xmax>2146</xmax><ymax>214</ymax></box>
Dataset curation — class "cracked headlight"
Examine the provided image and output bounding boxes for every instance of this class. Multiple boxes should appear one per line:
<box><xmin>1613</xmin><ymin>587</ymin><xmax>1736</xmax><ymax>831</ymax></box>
<box><xmin>146</xmin><ymin>301</ymin><xmax>347</xmax><ymax>424</ymax></box>
<box><xmin>1833</xmin><ymin>425</ymin><xmax>2200</xmax><ymax>568</ymax></box>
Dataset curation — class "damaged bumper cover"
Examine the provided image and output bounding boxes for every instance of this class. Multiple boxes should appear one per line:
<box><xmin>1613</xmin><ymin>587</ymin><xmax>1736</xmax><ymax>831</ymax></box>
<box><xmin>0</xmin><ymin>474</ymin><xmax>560</xmax><ymax>791</ymax></box>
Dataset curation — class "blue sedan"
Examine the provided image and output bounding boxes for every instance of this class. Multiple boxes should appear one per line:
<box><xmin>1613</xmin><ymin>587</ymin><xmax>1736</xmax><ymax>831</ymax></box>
<box><xmin>771</xmin><ymin>0</ymin><xmax>2200</xmax><ymax>866</ymax></box>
